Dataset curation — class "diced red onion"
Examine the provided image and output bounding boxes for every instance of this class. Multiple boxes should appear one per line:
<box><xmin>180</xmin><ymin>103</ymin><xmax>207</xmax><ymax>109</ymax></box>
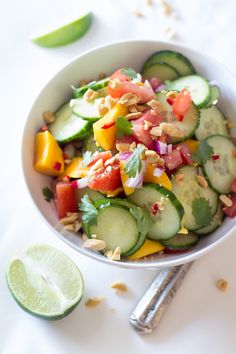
<box><xmin>167</xmin><ymin>144</ymin><xmax>172</xmax><ymax>154</ymax></box>
<box><xmin>119</xmin><ymin>152</ymin><xmax>132</xmax><ymax>161</ymax></box>
<box><xmin>125</xmin><ymin>160</ymin><xmax>147</xmax><ymax>188</ymax></box>
<box><xmin>155</xmin><ymin>83</ymin><xmax>165</xmax><ymax>92</ymax></box>
<box><xmin>149</xmin><ymin>77</ymin><xmax>162</xmax><ymax>91</ymax></box>
<box><xmin>154</xmin><ymin>141</ymin><xmax>168</xmax><ymax>155</ymax></box>
<box><xmin>70</xmin><ymin>176</ymin><xmax>89</xmax><ymax>190</ymax></box>
<box><xmin>153</xmin><ymin>167</ymin><xmax>165</xmax><ymax>177</ymax></box>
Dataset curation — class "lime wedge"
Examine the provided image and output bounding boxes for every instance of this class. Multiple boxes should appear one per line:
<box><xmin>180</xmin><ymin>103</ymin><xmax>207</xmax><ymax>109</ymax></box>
<box><xmin>6</xmin><ymin>244</ymin><xmax>84</xmax><ymax>320</ymax></box>
<box><xmin>31</xmin><ymin>12</ymin><xmax>92</xmax><ymax>47</ymax></box>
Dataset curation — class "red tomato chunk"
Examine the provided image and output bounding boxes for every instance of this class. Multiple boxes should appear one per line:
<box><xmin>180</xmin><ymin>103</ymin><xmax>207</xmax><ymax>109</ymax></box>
<box><xmin>55</xmin><ymin>182</ymin><xmax>77</xmax><ymax>218</ymax></box>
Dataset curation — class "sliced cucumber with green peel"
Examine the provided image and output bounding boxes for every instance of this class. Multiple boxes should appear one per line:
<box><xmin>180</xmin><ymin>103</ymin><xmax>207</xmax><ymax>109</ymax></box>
<box><xmin>142</xmin><ymin>62</ymin><xmax>179</xmax><ymax>82</ymax></box>
<box><xmin>6</xmin><ymin>244</ymin><xmax>84</xmax><ymax>320</ymax></box>
<box><xmin>142</xmin><ymin>50</ymin><xmax>195</xmax><ymax>76</ymax></box>
<box><xmin>49</xmin><ymin>103</ymin><xmax>91</xmax><ymax>143</ymax></box>
<box><xmin>70</xmin><ymin>97</ymin><xmax>102</xmax><ymax>122</ymax></box>
<box><xmin>93</xmin><ymin>198</ymin><xmax>153</xmax><ymax>256</ymax></box>
<box><xmin>156</xmin><ymin>91</ymin><xmax>199</xmax><ymax>143</ymax></box>
<box><xmin>195</xmin><ymin>106</ymin><xmax>229</xmax><ymax>140</ymax></box>
<box><xmin>165</xmin><ymin>75</ymin><xmax>211</xmax><ymax>108</ymax></box>
<box><xmin>82</xmin><ymin>134</ymin><xmax>99</xmax><ymax>153</ymax></box>
<box><xmin>128</xmin><ymin>184</ymin><xmax>184</xmax><ymax>241</ymax></box>
<box><xmin>161</xmin><ymin>232</ymin><xmax>199</xmax><ymax>250</ymax></box>
<box><xmin>172</xmin><ymin>166</ymin><xmax>218</xmax><ymax>230</ymax></box>
<box><xmin>206</xmin><ymin>86</ymin><xmax>220</xmax><ymax>107</ymax></box>
<box><xmin>72</xmin><ymin>78</ymin><xmax>109</xmax><ymax>98</ymax></box>
<box><xmin>76</xmin><ymin>188</ymin><xmax>104</xmax><ymax>204</ymax></box>
<box><xmin>195</xmin><ymin>202</ymin><xmax>223</xmax><ymax>235</ymax></box>
<box><xmin>202</xmin><ymin>135</ymin><xmax>236</xmax><ymax>194</ymax></box>
<box><xmin>89</xmin><ymin>205</ymin><xmax>140</xmax><ymax>255</ymax></box>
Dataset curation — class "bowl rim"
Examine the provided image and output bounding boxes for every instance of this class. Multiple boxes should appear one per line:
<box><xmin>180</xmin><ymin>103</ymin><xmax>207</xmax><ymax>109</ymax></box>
<box><xmin>22</xmin><ymin>39</ymin><xmax>236</xmax><ymax>269</ymax></box>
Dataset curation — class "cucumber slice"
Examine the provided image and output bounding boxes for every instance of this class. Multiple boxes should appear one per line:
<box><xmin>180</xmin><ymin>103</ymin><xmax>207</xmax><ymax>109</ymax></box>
<box><xmin>89</xmin><ymin>205</ymin><xmax>139</xmax><ymax>255</ymax></box>
<box><xmin>76</xmin><ymin>188</ymin><xmax>104</xmax><ymax>204</ymax></box>
<box><xmin>93</xmin><ymin>198</ymin><xmax>153</xmax><ymax>256</ymax></box>
<box><xmin>82</xmin><ymin>134</ymin><xmax>99</xmax><ymax>153</ymax></box>
<box><xmin>142</xmin><ymin>62</ymin><xmax>179</xmax><ymax>82</ymax></box>
<box><xmin>172</xmin><ymin>166</ymin><xmax>218</xmax><ymax>230</ymax></box>
<box><xmin>72</xmin><ymin>78</ymin><xmax>109</xmax><ymax>98</ymax></box>
<box><xmin>142</xmin><ymin>50</ymin><xmax>195</xmax><ymax>76</ymax></box>
<box><xmin>156</xmin><ymin>91</ymin><xmax>199</xmax><ymax>143</ymax></box>
<box><xmin>49</xmin><ymin>103</ymin><xmax>91</xmax><ymax>143</ymax></box>
<box><xmin>195</xmin><ymin>106</ymin><xmax>229</xmax><ymax>140</ymax></box>
<box><xmin>195</xmin><ymin>202</ymin><xmax>223</xmax><ymax>235</ymax></box>
<box><xmin>165</xmin><ymin>75</ymin><xmax>211</xmax><ymax>108</ymax></box>
<box><xmin>70</xmin><ymin>97</ymin><xmax>102</xmax><ymax>122</ymax></box>
<box><xmin>206</xmin><ymin>86</ymin><xmax>220</xmax><ymax>107</ymax></box>
<box><xmin>128</xmin><ymin>184</ymin><xmax>184</xmax><ymax>241</ymax></box>
<box><xmin>202</xmin><ymin>135</ymin><xmax>236</xmax><ymax>194</ymax></box>
<box><xmin>161</xmin><ymin>232</ymin><xmax>199</xmax><ymax>250</ymax></box>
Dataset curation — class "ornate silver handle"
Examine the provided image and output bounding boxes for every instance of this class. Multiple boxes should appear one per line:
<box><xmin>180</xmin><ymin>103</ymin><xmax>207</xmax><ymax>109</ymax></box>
<box><xmin>129</xmin><ymin>262</ymin><xmax>193</xmax><ymax>334</ymax></box>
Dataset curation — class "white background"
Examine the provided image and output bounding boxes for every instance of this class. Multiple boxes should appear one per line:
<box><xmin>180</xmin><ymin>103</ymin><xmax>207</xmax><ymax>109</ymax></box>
<box><xmin>1</xmin><ymin>0</ymin><xmax>236</xmax><ymax>353</ymax></box>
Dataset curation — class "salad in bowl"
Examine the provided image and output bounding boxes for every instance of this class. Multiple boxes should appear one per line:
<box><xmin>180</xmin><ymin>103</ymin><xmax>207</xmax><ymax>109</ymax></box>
<box><xmin>30</xmin><ymin>44</ymin><xmax>236</xmax><ymax>266</ymax></box>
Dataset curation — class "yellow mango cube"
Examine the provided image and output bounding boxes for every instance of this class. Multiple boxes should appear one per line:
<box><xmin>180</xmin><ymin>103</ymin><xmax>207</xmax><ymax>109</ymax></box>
<box><xmin>128</xmin><ymin>239</ymin><xmax>165</xmax><ymax>260</ymax></box>
<box><xmin>63</xmin><ymin>157</ymin><xmax>88</xmax><ymax>178</ymax></box>
<box><xmin>93</xmin><ymin>104</ymin><xmax>128</xmax><ymax>150</ymax></box>
<box><xmin>144</xmin><ymin>163</ymin><xmax>172</xmax><ymax>190</ymax></box>
<box><xmin>34</xmin><ymin>131</ymin><xmax>64</xmax><ymax>176</ymax></box>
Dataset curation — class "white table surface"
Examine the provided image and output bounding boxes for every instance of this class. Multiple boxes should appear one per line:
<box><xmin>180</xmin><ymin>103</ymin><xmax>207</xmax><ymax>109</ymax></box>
<box><xmin>1</xmin><ymin>0</ymin><xmax>236</xmax><ymax>353</ymax></box>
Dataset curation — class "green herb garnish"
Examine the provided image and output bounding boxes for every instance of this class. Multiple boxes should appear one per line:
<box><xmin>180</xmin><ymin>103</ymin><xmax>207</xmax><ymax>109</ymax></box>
<box><xmin>193</xmin><ymin>140</ymin><xmax>214</xmax><ymax>164</ymax></box>
<box><xmin>116</xmin><ymin>116</ymin><xmax>133</xmax><ymax>138</ymax></box>
<box><xmin>42</xmin><ymin>187</ymin><xmax>54</xmax><ymax>202</ymax></box>
<box><xmin>79</xmin><ymin>194</ymin><xmax>98</xmax><ymax>225</ymax></box>
<box><xmin>121</xmin><ymin>67</ymin><xmax>137</xmax><ymax>79</ymax></box>
<box><xmin>124</xmin><ymin>145</ymin><xmax>145</xmax><ymax>178</ymax></box>
<box><xmin>192</xmin><ymin>197</ymin><xmax>212</xmax><ymax>228</ymax></box>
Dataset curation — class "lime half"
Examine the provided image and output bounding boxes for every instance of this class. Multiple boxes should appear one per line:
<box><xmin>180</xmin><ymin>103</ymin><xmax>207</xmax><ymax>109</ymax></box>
<box><xmin>6</xmin><ymin>244</ymin><xmax>84</xmax><ymax>320</ymax></box>
<box><xmin>31</xmin><ymin>12</ymin><xmax>92</xmax><ymax>47</ymax></box>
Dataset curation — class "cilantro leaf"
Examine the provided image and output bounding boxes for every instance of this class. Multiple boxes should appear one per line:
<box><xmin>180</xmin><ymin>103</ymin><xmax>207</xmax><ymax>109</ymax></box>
<box><xmin>193</xmin><ymin>140</ymin><xmax>214</xmax><ymax>165</ymax></box>
<box><xmin>82</xmin><ymin>151</ymin><xmax>93</xmax><ymax>167</ymax></box>
<box><xmin>121</xmin><ymin>67</ymin><xmax>137</xmax><ymax>79</ymax></box>
<box><xmin>124</xmin><ymin>145</ymin><xmax>145</xmax><ymax>178</ymax></box>
<box><xmin>192</xmin><ymin>198</ymin><xmax>212</xmax><ymax>228</ymax></box>
<box><xmin>79</xmin><ymin>194</ymin><xmax>98</xmax><ymax>225</ymax></box>
<box><xmin>130</xmin><ymin>206</ymin><xmax>153</xmax><ymax>235</ymax></box>
<box><xmin>42</xmin><ymin>187</ymin><xmax>54</xmax><ymax>202</ymax></box>
<box><xmin>116</xmin><ymin>116</ymin><xmax>133</xmax><ymax>138</ymax></box>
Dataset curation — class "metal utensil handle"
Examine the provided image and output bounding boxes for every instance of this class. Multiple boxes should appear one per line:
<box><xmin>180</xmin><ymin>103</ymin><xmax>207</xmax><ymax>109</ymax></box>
<box><xmin>130</xmin><ymin>262</ymin><xmax>193</xmax><ymax>334</ymax></box>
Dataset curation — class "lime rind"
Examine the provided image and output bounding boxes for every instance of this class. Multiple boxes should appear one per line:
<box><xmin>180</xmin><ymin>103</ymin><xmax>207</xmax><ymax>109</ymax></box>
<box><xmin>6</xmin><ymin>244</ymin><xmax>84</xmax><ymax>320</ymax></box>
<box><xmin>31</xmin><ymin>12</ymin><xmax>92</xmax><ymax>48</ymax></box>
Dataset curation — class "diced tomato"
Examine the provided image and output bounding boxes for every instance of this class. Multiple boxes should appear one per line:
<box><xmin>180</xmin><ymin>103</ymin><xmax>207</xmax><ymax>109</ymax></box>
<box><xmin>88</xmin><ymin>151</ymin><xmax>112</xmax><ymax>167</ymax></box>
<box><xmin>89</xmin><ymin>163</ymin><xmax>122</xmax><ymax>192</ymax></box>
<box><xmin>163</xmin><ymin>150</ymin><xmax>183</xmax><ymax>170</ymax></box>
<box><xmin>177</xmin><ymin>144</ymin><xmax>193</xmax><ymax>165</ymax></box>
<box><xmin>172</xmin><ymin>89</ymin><xmax>191</xmax><ymax>121</ymax></box>
<box><xmin>231</xmin><ymin>179</ymin><xmax>236</xmax><ymax>193</ymax></box>
<box><xmin>223</xmin><ymin>194</ymin><xmax>236</xmax><ymax>217</ymax></box>
<box><xmin>55</xmin><ymin>182</ymin><xmax>77</xmax><ymax>218</ymax></box>
<box><xmin>107</xmin><ymin>69</ymin><xmax>155</xmax><ymax>102</ymax></box>
<box><xmin>132</xmin><ymin>109</ymin><xmax>163</xmax><ymax>148</ymax></box>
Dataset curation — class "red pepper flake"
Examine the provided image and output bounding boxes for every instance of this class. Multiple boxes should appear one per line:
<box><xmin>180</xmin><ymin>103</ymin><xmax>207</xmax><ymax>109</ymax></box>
<box><xmin>212</xmin><ymin>154</ymin><xmax>220</xmax><ymax>161</ymax></box>
<box><xmin>176</xmin><ymin>114</ymin><xmax>184</xmax><ymax>122</ymax></box>
<box><xmin>70</xmin><ymin>180</ymin><xmax>78</xmax><ymax>189</ymax></box>
<box><xmin>151</xmin><ymin>202</ymin><xmax>159</xmax><ymax>216</ymax></box>
<box><xmin>40</xmin><ymin>125</ymin><xmax>48</xmax><ymax>132</ymax></box>
<box><xmin>232</xmin><ymin>149</ymin><xmax>236</xmax><ymax>158</ymax></box>
<box><xmin>167</xmin><ymin>97</ymin><xmax>175</xmax><ymax>105</ymax></box>
<box><xmin>53</xmin><ymin>161</ymin><xmax>61</xmax><ymax>171</ymax></box>
<box><xmin>101</xmin><ymin>121</ymin><xmax>116</xmax><ymax>129</ymax></box>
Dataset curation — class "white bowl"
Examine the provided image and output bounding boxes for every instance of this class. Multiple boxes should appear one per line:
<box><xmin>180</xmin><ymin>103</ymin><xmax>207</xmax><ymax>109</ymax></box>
<box><xmin>22</xmin><ymin>40</ymin><xmax>236</xmax><ymax>269</ymax></box>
